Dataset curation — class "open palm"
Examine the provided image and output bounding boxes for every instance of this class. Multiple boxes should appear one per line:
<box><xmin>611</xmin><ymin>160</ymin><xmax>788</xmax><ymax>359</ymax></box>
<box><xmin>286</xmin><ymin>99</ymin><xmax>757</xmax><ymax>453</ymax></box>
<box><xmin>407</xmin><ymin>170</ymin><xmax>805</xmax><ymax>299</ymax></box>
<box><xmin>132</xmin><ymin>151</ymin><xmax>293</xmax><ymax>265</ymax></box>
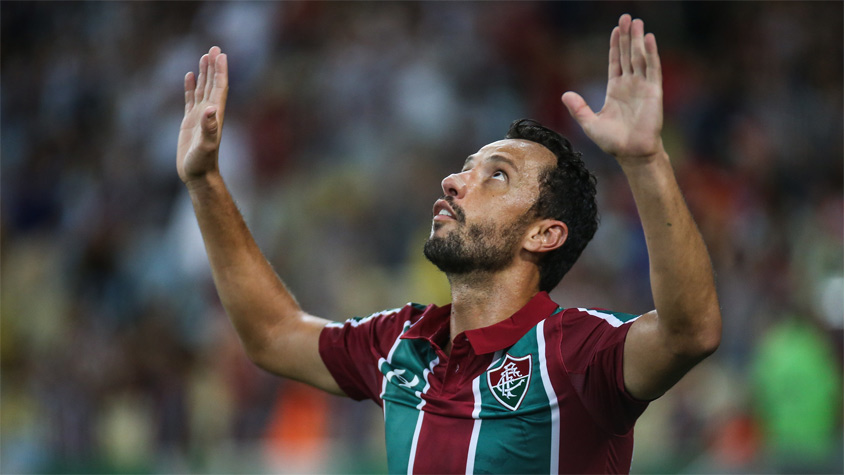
<box><xmin>177</xmin><ymin>46</ymin><xmax>228</xmax><ymax>184</ymax></box>
<box><xmin>563</xmin><ymin>15</ymin><xmax>663</xmax><ymax>165</ymax></box>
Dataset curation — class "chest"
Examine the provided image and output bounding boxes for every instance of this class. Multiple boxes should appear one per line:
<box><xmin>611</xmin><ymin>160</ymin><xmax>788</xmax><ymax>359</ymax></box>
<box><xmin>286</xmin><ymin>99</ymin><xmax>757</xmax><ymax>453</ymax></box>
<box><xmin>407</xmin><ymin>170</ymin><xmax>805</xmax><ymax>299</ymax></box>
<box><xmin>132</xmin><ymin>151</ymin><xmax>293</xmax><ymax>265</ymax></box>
<box><xmin>378</xmin><ymin>324</ymin><xmax>569</xmax><ymax>473</ymax></box>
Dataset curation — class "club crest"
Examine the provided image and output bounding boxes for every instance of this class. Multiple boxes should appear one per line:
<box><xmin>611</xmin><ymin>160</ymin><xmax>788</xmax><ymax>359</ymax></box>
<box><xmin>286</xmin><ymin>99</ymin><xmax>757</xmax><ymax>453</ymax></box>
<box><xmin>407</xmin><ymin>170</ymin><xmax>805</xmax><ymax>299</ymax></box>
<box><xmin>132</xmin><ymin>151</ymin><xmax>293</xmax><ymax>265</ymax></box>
<box><xmin>487</xmin><ymin>353</ymin><xmax>532</xmax><ymax>411</ymax></box>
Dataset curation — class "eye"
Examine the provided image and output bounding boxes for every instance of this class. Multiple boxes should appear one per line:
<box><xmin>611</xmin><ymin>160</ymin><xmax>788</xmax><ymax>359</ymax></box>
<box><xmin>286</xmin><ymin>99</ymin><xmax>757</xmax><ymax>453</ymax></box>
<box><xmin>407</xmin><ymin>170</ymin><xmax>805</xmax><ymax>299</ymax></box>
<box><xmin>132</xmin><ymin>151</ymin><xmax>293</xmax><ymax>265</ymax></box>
<box><xmin>492</xmin><ymin>170</ymin><xmax>507</xmax><ymax>181</ymax></box>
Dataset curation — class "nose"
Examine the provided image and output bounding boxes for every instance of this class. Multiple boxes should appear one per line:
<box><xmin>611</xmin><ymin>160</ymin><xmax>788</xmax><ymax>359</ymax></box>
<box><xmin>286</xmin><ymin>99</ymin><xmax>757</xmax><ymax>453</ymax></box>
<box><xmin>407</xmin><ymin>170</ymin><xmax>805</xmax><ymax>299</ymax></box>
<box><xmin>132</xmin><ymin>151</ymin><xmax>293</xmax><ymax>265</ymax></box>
<box><xmin>441</xmin><ymin>172</ymin><xmax>467</xmax><ymax>199</ymax></box>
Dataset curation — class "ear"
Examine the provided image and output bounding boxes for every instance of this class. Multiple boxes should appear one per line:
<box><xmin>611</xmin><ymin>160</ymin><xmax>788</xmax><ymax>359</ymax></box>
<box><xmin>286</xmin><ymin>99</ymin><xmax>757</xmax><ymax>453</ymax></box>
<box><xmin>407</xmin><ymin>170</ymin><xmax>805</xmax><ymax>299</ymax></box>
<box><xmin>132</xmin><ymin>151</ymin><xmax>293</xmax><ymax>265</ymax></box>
<box><xmin>523</xmin><ymin>219</ymin><xmax>568</xmax><ymax>253</ymax></box>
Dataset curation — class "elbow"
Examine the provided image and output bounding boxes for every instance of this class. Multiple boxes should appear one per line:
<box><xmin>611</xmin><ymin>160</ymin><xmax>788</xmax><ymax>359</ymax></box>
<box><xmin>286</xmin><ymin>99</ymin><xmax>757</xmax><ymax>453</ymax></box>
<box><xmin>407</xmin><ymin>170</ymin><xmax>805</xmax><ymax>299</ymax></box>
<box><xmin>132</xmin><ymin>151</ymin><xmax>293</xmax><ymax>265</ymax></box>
<box><xmin>690</xmin><ymin>308</ymin><xmax>722</xmax><ymax>360</ymax></box>
<box><xmin>697</xmin><ymin>327</ymin><xmax>721</xmax><ymax>359</ymax></box>
<box><xmin>242</xmin><ymin>343</ymin><xmax>269</xmax><ymax>369</ymax></box>
<box><xmin>244</xmin><ymin>344</ymin><xmax>282</xmax><ymax>375</ymax></box>
<box><xmin>666</xmin><ymin>307</ymin><xmax>721</xmax><ymax>363</ymax></box>
<box><xmin>704</xmin><ymin>305</ymin><xmax>722</xmax><ymax>352</ymax></box>
<box><xmin>238</xmin><ymin>333</ymin><xmax>279</xmax><ymax>373</ymax></box>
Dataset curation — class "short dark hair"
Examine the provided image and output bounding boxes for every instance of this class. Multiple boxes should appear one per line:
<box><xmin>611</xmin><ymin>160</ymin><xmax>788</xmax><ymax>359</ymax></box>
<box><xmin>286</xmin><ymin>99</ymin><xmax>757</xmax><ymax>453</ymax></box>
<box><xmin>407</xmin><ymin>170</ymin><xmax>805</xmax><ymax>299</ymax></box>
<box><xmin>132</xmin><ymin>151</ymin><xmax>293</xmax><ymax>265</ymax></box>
<box><xmin>506</xmin><ymin>119</ymin><xmax>599</xmax><ymax>292</ymax></box>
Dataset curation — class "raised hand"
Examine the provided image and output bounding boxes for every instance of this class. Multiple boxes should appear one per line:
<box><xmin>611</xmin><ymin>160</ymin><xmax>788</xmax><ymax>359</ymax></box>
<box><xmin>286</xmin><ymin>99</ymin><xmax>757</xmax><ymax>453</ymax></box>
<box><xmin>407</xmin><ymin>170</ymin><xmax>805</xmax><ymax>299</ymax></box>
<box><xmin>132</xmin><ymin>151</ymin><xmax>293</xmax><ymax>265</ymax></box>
<box><xmin>177</xmin><ymin>46</ymin><xmax>228</xmax><ymax>184</ymax></box>
<box><xmin>562</xmin><ymin>14</ymin><xmax>663</xmax><ymax>166</ymax></box>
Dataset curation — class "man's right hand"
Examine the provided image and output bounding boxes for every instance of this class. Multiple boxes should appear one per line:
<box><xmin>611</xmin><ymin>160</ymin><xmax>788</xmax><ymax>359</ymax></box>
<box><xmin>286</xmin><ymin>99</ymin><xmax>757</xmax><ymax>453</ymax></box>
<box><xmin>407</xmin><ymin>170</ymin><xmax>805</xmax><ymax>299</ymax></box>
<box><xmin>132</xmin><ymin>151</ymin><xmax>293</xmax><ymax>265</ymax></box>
<box><xmin>177</xmin><ymin>46</ymin><xmax>228</xmax><ymax>185</ymax></box>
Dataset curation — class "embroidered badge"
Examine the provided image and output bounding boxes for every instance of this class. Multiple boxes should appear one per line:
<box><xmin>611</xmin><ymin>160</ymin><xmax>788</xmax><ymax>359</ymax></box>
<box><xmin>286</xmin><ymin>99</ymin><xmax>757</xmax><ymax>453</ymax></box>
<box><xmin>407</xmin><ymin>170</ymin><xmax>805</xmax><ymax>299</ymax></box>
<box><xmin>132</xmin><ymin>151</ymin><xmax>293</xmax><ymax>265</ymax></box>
<box><xmin>487</xmin><ymin>353</ymin><xmax>532</xmax><ymax>411</ymax></box>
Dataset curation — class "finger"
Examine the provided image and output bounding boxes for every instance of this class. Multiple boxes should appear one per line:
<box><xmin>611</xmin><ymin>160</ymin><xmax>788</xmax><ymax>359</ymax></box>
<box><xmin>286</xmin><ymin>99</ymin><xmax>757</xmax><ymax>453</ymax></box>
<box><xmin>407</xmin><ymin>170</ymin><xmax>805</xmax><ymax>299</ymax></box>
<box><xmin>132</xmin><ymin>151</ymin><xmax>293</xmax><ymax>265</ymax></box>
<box><xmin>211</xmin><ymin>53</ymin><xmax>228</xmax><ymax>102</ymax></box>
<box><xmin>645</xmin><ymin>33</ymin><xmax>662</xmax><ymax>83</ymax></box>
<box><xmin>561</xmin><ymin>91</ymin><xmax>597</xmax><ymax>130</ymax></box>
<box><xmin>184</xmin><ymin>72</ymin><xmax>196</xmax><ymax>111</ymax></box>
<box><xmin>608</xmin><ymin>27</ymin><xmax>622</xmax><ymax>79</ymax></box>
<box><xmin>195</xmin><ymin>54</ymin><xmax>209</xmax><ymax>103</ymax></box>
<box><xmin>204</xmin><ymin>46</ymin><xmax>220</xmax><ymax>102</ymax></box>
<box><xmin>618</xmin><ymin>14</ymin><xmax>633</xmax><ymax>75</ymax></box>
<box><xmin>202</xmin><ymin>106</ymin><xmax>219</xmax><ymax>142</ymax></box>
<box><xmin>631</xmin><ymin>19</ymin><xmax>647</xmax><ymax>76</ymax></box>
<box><xmin>211</xmin><ymin>53</ymin><xmax>229</xmax><ymax>121</ymax></box>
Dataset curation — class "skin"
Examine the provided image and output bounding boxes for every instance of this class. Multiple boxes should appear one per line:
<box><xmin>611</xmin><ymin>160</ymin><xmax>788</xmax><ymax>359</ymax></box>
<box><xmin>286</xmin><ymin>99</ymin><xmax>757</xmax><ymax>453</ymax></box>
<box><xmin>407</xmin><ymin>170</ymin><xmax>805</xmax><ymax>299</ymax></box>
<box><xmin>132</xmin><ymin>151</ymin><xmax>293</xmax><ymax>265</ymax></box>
<box><xmin>177</xmin><ymin>14</ymin><xmax>720</xmax><ymax>402</ymax></box>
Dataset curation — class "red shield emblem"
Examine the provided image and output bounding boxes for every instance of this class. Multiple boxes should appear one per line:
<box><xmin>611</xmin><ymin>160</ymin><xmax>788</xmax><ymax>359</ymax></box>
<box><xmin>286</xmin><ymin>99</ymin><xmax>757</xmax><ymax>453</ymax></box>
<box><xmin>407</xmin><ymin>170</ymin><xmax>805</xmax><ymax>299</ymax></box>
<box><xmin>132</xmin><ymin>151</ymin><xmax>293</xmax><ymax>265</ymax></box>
<box><xmin>487</xmin><ymin>353</ymin><xmax>532</xmax><ymax>411</ymax></box>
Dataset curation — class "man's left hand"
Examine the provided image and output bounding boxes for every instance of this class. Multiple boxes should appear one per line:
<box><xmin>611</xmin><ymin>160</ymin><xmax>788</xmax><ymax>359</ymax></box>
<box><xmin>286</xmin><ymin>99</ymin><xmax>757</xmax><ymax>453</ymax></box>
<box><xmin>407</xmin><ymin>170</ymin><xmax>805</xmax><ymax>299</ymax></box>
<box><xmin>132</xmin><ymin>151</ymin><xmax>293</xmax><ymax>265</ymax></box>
<box><xmin>562</xmin><ymin>14</ymin><xmax>664</xmax><ymax>167</ymax></box>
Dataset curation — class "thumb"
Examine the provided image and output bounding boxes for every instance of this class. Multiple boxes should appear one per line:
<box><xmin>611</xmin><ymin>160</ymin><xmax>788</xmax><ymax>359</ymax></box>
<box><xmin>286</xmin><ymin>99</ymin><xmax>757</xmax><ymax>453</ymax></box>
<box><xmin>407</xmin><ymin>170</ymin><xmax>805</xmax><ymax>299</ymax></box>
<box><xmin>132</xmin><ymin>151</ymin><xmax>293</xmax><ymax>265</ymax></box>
<box><xmin>202</xmin><ymin>106</ymin><xmax>219</xmax><ymax>140</ymax></box>
<box><xmin>561</xmin><ymin>92</ymin><xmax>596</xmax><ymax>130</ymax></box>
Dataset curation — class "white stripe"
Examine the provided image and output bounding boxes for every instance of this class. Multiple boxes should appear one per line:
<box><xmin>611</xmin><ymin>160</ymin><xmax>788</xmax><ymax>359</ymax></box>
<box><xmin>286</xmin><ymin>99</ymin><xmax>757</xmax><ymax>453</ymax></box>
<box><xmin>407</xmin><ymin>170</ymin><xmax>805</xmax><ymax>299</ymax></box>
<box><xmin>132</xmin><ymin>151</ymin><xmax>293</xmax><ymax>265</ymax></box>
<box><xmin>415</xmin><ymin>356</ymin><xmax>440</xmax><ymax>410</ymax></box>
<box><xmin>379</xmin><ymin>321</ymin><xmax>412</xmax><ymax>403</ymax></box>
<box><xmin>466</xmin><ymin>350</ymin><xmax>505</xmax><ymax>473</ymax></box>
<box><xmin>471</xmin><ymin>376</ymin><xmax>483</xmax><ymax>419</ymax></box>
<box><xmin>465</xmin><ymin>378</ymin><xmax>483</xmax><ymax>474</ymax></box>
<box><xmin>389</xmin><ymin>321</ymin><xmax>412</xmax><ymax>361</ymax></box>
<box><xmin>578</xmin><ymin>308</ymin><xmax>640</xmax><ymax>327</ymax></box>
<box><xmin>536</xmin><ymin>320</ymin><xmax>560</xmax><ymax>474</ymax></box>
<box><xmin>357</xmin><ymin>307</ymin><xmax>404</xmax><ymax>326</ymax></box>
<box><xmin>407</xmin><ymin>410</ymin><xmax>425</xmax><ymax>475</ymax></box>
<box><xmin>326</xmin><ymin>306</ymin><xmax>406</xmax><ymax>328</ymax></box>
<box><xmin>378</xmin><ymin>321</ymin><xmax>434</xmax><ymax>473</ymax></box>
<box><xmin>466</xmin><ymin>418</ymin><xmax>482</xmax><ymax>474</ymax></box>
<box><xmin>489</xmin><ymin>349</ymin><xmax>504</xmax><ymax>371</ymax></box>
<box><xmin>406</xmin><ymin>355</ymin><xmax>438</xmax><ymax>472</ymax></box>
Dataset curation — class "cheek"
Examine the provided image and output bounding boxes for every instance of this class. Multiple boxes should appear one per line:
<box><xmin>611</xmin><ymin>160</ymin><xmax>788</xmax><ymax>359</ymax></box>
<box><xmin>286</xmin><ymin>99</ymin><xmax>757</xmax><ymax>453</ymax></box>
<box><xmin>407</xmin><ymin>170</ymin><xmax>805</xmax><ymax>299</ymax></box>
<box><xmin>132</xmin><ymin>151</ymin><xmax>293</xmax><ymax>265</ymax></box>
<box><xmin>464</xmin><ymin>182</ymin><xmax>539</xmax><ymax>222</ymax></box>
<box><xmin>513</xmin><ymin>185</ymin><xmax>543</xmax><ymax>217</ymax></box>
<box><xmin>486</xmin><ymin>190</ymin><xmax>538</xmax><ymax>220</ymax></box>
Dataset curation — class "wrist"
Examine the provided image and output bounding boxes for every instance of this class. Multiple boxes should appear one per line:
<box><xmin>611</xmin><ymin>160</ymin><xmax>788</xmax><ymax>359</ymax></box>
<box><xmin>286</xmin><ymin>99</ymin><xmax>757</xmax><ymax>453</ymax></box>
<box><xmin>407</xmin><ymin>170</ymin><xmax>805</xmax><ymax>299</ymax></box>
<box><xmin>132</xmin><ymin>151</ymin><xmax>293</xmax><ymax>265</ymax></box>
<box><xmin>619</xmin><ymin>150</ymin><xmax>677</xmax><ymax>194</ymax></box>
<box><xmin>184</xmin><ymin>170</ymin><xmax>224</xmax><ymax>193</ymax></box>
<box><xmin>617</xmin><ymin>145</ymin><xmax>670</xmax><ymax>172</ymax></box>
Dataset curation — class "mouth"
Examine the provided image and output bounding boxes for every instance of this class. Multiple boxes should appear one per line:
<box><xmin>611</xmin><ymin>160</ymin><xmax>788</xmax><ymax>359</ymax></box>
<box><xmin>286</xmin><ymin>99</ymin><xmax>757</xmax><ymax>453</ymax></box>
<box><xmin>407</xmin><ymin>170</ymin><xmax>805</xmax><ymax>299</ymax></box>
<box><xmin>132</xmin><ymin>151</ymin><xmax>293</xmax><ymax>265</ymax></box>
<box><xmin>432</xmin><ymin>199</ymin><xmax>458</xmax><ymax>223</ymax></box>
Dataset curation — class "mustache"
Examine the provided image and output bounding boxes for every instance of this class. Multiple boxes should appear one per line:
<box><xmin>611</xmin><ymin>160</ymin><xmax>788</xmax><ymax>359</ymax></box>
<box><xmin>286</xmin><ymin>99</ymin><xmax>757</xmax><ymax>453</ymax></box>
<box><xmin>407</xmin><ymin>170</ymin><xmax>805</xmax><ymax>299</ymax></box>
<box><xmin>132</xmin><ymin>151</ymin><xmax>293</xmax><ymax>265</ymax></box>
<box><xmin>442</xmin><ymin>196</ymin><xmax>466</xmax><ymax>223</ymax></box>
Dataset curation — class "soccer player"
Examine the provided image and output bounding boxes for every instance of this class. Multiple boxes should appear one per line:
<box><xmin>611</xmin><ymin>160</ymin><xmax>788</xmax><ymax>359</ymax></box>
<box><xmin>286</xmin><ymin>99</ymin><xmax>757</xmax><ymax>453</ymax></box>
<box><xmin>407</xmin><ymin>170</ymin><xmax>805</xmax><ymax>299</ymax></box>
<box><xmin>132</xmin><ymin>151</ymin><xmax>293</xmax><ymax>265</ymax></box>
<box><xmin>177</xmin><ymin>14</ymin><xmax>721</xmax><ymax>473</ymax></box>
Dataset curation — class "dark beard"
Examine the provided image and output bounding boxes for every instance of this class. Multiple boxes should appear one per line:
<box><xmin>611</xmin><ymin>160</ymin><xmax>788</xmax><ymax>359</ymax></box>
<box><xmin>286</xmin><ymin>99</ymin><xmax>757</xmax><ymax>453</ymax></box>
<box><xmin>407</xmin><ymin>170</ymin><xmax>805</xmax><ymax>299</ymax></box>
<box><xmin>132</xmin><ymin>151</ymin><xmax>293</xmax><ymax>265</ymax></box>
<box><xmin>423</xmin><ymin>217</ymin><xmax>529</xmax><ymax>276</ymax></box>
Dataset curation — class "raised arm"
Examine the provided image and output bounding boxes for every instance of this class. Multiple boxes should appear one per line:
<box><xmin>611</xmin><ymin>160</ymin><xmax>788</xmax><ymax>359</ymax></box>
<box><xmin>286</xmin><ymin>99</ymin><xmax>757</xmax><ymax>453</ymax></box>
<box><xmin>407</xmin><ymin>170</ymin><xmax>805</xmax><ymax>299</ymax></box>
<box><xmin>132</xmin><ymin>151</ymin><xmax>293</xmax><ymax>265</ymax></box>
<box><xmin>562</xmin><ymin>15</ymin><xmax>721</xmax><ymax>400</ymax></box>
<box><xmin>177</xmin><ymin>47</ymin><xmax>343</xmax><ymax>395</ymax></box>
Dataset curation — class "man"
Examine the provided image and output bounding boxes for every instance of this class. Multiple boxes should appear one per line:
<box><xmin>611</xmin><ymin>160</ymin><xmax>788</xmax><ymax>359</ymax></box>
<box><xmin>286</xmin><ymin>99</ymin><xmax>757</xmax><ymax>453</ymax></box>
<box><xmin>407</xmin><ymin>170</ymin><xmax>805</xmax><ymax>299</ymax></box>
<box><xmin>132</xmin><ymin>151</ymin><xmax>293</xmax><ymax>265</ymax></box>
<box><xmin>177</xmin><ymin>14</ymin><xmax>720</xmax><ymax>474</ymax></box>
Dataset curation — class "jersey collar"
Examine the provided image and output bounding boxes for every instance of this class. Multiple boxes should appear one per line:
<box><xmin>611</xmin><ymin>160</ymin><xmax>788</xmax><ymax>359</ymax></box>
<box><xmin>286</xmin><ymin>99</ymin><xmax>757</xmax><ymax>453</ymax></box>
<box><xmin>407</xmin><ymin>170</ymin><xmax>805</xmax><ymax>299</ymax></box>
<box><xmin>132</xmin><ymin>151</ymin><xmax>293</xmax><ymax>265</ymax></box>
<box><xmin>402</xmin><ymin>292</ymin><xmax>561</xmax><ymax>355</ymax></box>
<box><xmin>464</xmin><ymin>291</ymin><xmax>560</xmax><ymax>354</ymax></box>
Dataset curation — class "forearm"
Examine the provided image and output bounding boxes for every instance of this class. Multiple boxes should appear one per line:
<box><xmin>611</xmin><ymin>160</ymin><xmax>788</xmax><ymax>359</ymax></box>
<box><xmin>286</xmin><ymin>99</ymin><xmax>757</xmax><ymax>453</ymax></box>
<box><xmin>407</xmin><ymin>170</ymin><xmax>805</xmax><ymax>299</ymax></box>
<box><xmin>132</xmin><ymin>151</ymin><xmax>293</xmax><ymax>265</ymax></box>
<box><xmin>177</xmin><ymin>47</ymin><xmax>341</xmax><ymax>393</ymax></box>
<box><xmin>186</xmin><ymin>172</ymin><xmax>304</xmax><ymax>354</ymax></box>
<box><xmin>621</xmin><ymin>150</ymin><xmax>721</xmax><ymax>353</ymax></box>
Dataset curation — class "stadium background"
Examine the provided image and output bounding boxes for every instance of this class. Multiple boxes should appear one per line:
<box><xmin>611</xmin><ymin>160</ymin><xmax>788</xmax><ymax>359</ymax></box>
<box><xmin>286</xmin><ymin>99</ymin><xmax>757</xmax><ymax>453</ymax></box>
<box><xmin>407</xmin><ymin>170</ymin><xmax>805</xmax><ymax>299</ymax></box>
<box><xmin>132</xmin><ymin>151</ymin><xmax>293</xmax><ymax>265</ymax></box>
<box><xmin>1</xmin><ymin>1</ymin><xmax>842</xmax><ymax>473</ymax></box>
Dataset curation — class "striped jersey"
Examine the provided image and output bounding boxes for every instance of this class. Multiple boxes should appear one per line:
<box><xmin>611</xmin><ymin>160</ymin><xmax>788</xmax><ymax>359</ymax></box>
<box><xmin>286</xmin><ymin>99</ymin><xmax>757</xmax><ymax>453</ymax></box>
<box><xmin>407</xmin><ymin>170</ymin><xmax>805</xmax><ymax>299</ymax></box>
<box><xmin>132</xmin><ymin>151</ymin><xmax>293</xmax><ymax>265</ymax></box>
<box><xmin>318</xmin><ymin>292</ymin><xmax>649</xmax><ymax>474</ymax></box>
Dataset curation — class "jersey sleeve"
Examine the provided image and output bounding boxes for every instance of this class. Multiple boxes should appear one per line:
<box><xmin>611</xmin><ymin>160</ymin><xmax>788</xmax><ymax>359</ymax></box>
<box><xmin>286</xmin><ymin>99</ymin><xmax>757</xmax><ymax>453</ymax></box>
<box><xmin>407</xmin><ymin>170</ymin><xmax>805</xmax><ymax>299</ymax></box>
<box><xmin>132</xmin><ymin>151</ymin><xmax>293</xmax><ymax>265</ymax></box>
<box><xmin>318</xmin><ymin>306</ymin><xmax>418</xmax><ymax>404</ymax></box>
<box><xmin>559</xmin><ymin>309</ymin><xmax>651</xmax><ymax>436</ymax></box>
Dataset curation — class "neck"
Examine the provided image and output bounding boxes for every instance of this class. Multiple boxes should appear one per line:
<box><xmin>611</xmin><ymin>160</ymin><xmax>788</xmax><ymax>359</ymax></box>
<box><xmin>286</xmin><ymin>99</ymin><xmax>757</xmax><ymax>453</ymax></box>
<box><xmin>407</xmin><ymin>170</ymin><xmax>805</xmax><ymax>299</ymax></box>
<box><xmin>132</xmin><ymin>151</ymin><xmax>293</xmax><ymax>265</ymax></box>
<box><xmin>445</xmin><ymin>267</ymin><xmax>540</xmax><ymax>353</ymax></box>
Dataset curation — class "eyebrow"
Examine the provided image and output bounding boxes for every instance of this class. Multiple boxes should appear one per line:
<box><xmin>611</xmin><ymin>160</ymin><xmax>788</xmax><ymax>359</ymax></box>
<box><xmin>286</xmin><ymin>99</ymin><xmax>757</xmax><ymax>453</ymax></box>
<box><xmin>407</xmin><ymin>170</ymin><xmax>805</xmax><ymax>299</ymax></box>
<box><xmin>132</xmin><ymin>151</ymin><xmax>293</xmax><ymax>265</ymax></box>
<box><xmin>463</xmin><ymin>154</ymin><xmax>519</xmax><ymax>172</ymax></box>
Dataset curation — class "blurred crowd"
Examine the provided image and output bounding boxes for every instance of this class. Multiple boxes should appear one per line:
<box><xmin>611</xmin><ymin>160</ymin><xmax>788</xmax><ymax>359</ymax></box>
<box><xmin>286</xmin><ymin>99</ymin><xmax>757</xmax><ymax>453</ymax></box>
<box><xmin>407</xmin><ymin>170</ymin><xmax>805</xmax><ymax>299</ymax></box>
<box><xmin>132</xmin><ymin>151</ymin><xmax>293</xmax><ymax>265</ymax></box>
<box><xmin>1</xmin><ymin>2</ymin><xmax>842</xmax><ymax>473</ymax></box>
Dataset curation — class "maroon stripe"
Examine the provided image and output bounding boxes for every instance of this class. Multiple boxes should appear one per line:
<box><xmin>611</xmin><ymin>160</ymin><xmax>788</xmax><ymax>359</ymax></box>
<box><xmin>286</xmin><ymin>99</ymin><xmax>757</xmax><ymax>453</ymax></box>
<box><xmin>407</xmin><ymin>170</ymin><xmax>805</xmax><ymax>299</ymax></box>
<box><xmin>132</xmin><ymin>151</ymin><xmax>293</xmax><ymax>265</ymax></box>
<box><xmin>410</xmin><ymin>363</ymin><xmax>478</xmax><ymax>474</ymax></box>
<box><xmin>411</xmin><ymin>411</ymin><xmax>476</xmax><ymax>474</ymax></box>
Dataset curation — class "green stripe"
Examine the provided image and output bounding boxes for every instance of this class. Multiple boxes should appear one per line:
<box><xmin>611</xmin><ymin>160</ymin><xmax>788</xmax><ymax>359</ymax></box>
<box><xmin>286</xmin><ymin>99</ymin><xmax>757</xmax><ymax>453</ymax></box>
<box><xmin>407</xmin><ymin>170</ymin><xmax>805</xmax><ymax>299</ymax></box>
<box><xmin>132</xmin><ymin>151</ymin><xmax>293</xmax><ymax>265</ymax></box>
<box><xmin>382</xmin><ymin>402</ymin><xmax>420</xmax><ymax>473</ymax></box>
<box><xmin>381</xmin><ymin>337</ymin><xmax>437</xmax><ymax>474</ymax></box>
<box><xmin>472</xmin><ymin>326</ymin><xmax>553</xmax><ymax>473</ymax></box>
<box><xmin>606</xmin><ymin>310</ymin><xmax>638</xmax><ymax>322</ymax></box>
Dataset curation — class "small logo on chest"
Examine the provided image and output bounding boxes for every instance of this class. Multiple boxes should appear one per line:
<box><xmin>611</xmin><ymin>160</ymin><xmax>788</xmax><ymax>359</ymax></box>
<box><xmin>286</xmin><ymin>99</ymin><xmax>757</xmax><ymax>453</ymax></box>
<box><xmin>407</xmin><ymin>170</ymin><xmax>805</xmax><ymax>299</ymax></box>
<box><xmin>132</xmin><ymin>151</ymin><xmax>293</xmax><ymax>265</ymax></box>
<box><xmin>385</xmin><ymin>368</ymin><xmax>420</xmax><ymax>389</ymax></box>
<box><xmin>487</xmin><ymin>353</ymin><xmax>532</xmax><ymax>411</ymax></box>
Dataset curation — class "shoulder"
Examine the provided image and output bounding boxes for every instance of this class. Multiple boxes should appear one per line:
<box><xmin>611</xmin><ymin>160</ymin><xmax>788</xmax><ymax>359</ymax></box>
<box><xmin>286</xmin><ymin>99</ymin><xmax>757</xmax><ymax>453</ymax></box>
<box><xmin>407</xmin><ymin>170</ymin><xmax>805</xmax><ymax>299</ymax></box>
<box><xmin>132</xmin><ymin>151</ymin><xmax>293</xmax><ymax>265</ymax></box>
<box><xmin>543</xmin><ymin>307</ymin><xmax>641</xmax><ymax>368</ymax></box>
<box><xmin>319</xmin><ymin>303</ymin><xmax>431</xmax><ymax>363</ymax></box>
<box><xmin>545</xmin><ymin>306</ymin><xmax>640</xmax><ymax>330</ymax></box>
<box><xmin>564</xmin><ymin>307</ymin><xmax>640</xmax><ymax>326</ymax></box>
<box><xmin>322</xmin><ymin>303</ymin><xmax>431</xmax><ymax>346</ymax></box>
<box><xmin>326</xmin><ymin>302</ymin><xmax>428</xmax><ymax>329</ymax></box>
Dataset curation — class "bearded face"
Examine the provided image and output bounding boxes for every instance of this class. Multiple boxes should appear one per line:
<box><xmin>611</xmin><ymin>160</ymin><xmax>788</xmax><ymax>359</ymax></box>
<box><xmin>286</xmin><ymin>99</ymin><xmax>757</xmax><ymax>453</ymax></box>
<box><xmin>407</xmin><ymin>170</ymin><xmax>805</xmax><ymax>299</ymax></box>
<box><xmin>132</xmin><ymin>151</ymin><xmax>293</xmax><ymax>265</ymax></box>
<box><xmin>423</xmin><ymin>198</ymin><xmax>532</xmax><ymax>275</ymax></box>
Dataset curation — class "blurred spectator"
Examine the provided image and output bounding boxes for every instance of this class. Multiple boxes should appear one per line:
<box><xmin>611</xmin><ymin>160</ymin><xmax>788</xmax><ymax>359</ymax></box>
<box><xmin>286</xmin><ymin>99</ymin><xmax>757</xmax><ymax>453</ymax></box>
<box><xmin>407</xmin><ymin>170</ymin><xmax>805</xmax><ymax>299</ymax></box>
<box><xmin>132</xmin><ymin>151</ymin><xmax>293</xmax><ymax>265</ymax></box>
<box><xmin>751</xmin><ymin>315</ymin><xmax>840</xmax><ymax>473</ymax></box>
